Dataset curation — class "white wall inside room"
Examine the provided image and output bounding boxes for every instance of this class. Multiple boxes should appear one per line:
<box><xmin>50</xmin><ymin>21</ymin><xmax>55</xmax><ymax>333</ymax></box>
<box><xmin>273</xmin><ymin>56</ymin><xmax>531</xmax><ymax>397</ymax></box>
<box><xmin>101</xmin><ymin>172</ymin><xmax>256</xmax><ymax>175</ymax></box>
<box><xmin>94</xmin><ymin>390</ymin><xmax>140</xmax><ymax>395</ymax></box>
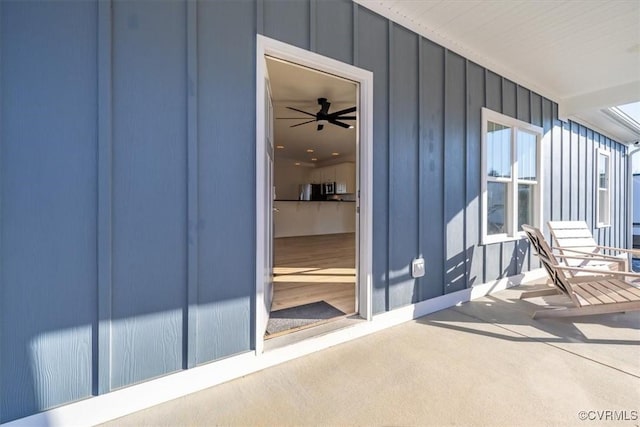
<box><xmin>274</xmin><ymin>160</ymin><xmax>311</xmax><ymax>200</ymax></box>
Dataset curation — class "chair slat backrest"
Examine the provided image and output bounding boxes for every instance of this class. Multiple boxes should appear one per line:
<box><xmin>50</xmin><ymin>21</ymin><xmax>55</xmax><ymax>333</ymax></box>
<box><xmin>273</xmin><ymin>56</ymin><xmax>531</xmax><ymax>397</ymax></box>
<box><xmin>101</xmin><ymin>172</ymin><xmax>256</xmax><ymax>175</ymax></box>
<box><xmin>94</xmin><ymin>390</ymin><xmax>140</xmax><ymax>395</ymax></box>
<box><xmin>521</xmin><ymin>224</ymin><xmax>572</xmax><ymax>297</ymax></box>
<box><xmin>547</xmin><ymin>221</ymin><xmax>599</xmax><ymax>263</ymax></box>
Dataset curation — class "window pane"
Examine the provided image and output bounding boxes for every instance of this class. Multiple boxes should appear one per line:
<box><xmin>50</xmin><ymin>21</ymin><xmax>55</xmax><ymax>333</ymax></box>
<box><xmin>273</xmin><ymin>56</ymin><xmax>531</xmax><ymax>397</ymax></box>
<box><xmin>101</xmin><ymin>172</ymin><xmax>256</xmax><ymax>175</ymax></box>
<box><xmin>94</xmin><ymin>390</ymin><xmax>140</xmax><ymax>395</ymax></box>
<box><xmin>598</xmin><ymin>153</ymin><xmax>608</xmax><ymax>189</ymax></box>
<box><xmin>599</xmin><ymin>189</ymin><xmax>609</xmax><ymax>224</ymax></box>
<box><xmin>518</xmin><ymin>184</ymin><xmax>534</xmax><ymax>230</ymax></box>
<box><xmin>517</xmin><ymin>130</ymin><xmax>537</xmax><ymax>180</ymax></box>
<box><xmin>487</xmin><ymin>182</ymin><xmax>507</xmax><ymax>235</ymax></box>
<box><xmin>487</xmin><ymin>122</ymin><xmax>511</xmax><ymax>178</ymax></box>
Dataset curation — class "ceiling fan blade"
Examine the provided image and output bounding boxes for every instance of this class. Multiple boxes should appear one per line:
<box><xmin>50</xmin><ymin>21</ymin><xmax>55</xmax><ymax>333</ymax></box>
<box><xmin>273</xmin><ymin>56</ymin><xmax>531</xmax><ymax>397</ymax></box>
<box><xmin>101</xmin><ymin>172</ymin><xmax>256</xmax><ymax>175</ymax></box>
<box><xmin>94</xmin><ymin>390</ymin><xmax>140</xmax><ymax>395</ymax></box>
<box><xmin>329</xmin><ymin>119</ymin><xmax>351</xmax><ymax>129</ymax></box>
<box><xmin>317</xmin><ymin>123</ymin><xmax>324</xmax><ymax>131</ymax></box>
<box><xmin>286</xmin><ymin>106</ymin><xmax>316</xmax><ymax>117</ymax></box>
<box><xmin>290</xmin><ymin>119</ymin><xmax>316</xmax><ymax>128</ymax></box>
<box><xmin>334</xmin><ymin>116</ymin><xmax>356</xmax><ymax>120</ymax></box>
<box><xmin>329</xmin><ymin>106</ymin><xmax>356</xmax><ymax>117</ymax></box>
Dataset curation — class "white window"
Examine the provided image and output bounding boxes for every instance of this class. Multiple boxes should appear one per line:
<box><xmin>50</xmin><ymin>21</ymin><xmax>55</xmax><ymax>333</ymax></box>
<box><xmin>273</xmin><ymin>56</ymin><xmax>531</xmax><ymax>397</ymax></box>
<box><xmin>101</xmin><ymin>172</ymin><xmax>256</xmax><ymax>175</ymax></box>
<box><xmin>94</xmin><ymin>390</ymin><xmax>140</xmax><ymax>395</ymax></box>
<box><xmin>481</xmin><ymin>108</ymin><xmax>543</xmax><ymax>244</ymax></box>
<box><xmin>596</xmin><ymin>148</ymin><xmax>611</xmax><ymax>227</ymax></box>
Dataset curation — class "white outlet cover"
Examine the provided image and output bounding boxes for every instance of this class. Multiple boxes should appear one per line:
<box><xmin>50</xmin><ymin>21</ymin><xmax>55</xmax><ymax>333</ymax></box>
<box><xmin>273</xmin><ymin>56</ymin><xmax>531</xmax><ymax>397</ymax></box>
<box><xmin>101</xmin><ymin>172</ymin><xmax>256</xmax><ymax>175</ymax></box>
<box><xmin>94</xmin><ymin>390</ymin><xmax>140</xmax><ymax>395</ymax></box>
<box><xmin>412</xmin><ymin>257</ymin><xmax>425</xmax><ymax>278</ymax></box>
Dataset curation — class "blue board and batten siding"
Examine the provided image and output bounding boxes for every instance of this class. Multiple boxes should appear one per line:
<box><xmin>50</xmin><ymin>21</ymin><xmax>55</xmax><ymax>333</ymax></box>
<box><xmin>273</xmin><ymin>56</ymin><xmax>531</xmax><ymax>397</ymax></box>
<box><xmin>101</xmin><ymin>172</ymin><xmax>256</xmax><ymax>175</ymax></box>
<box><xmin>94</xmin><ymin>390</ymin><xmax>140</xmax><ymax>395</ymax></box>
<box><xmin>0</xmin><ymin>0</ymin><xmax>629</xmax><ymax>422</ymax></box>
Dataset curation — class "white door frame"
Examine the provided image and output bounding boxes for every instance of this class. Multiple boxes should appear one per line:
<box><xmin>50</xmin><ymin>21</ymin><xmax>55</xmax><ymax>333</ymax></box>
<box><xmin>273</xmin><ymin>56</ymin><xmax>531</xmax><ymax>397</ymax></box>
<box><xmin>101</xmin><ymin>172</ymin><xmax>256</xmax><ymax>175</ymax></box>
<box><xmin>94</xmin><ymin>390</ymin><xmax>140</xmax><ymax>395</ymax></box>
<box><xmin>255</xmin><ymin>34</ymin><xmax>373</xmax><ymax>354</ymax></box>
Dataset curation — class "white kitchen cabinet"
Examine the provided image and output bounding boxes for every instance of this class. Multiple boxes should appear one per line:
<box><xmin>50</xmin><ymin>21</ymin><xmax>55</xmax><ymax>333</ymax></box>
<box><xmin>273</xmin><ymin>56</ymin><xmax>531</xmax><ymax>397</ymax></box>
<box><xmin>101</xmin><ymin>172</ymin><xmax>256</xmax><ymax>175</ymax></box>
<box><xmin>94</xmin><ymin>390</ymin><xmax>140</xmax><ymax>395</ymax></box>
<box><xmin>309</xmin><ymin>165</ymin><xmax>335</xmax><ymax>183</ymax></box>
<box><xmin>334</xmin><ymin>162</ymin><xmax>356</xmax><ymax>194</ymax></box>
<box><xmin>321</xmin><ymin>166</ymin><xmax>336</xmax><ymax>183</ymax></box>
<box><xmin>309</xmin><ymin>167</ymin><xmax>323</xmax><ymax>184</ymax></box>
<box><xmin>308</xmin><ymin>163</ymin><xmax>355</xmax><ymax>192</ymax></box>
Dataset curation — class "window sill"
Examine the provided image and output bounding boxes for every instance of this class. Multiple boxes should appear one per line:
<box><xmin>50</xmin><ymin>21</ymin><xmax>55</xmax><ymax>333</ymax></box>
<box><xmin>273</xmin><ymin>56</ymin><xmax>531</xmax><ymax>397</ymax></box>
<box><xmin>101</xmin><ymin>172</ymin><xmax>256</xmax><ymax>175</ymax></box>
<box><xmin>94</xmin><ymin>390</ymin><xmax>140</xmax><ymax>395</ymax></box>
<box><xmin>596</xmin><ymin>223</ymin><xmax>611</xmax><ymax>229</ymax></box>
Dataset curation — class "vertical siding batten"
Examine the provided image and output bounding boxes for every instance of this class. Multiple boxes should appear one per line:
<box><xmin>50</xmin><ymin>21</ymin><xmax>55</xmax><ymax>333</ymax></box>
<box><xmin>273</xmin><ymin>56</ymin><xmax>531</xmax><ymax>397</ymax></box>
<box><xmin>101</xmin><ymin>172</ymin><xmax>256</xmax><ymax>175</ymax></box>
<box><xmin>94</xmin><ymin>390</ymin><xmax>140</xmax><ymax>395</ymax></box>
<box><xmin>561</xmin><ymin>121</ymin><xmax>571</xmax><ymax>220</ymax></box>
<box><xmin>417</xmin><ymin>37</ymin><xmax>424</xmax><ymax>300</ymax></box>
<box><xmin>97</xmin><ymin>0</ymin><xmax>113</xmax><ymax>396</ymax></box>
<box><xmin>585</xmin><ymin>129</ymin><xmax>594</xmax><ymax>229</ymax></box>
<box><xmin>186</xmin><ymin>0</ymin><xmax>198</xmax><ymax>370</ymax></box>
<box><xmin>461</xmin><ymin>59</ymin><xmax>468</xmax><ymax>286</ymax></box>
<box><xmin>540</xmin><ymin>97</ymin><xmax>552</xmax><ymax>265</ymax></box>
<box><xmin>595</xmin><ymin>132</ymin><xmax>602</xmax><ymax>243</ymax></box>
<box><xmin>383</xmin><ymin>20</ymin><xmax>395</xmax><ymax>311</ymax></box>
<box><xmin>551</xmin><ymin>103</ymin><xmax>561</xmax><ymax>222</ymax></box>
<box><xmin>571</xmin><ymin>122</ymin><xmax>579</xmax><ymax>220</ymax></box>
<box><xmin>579</xmin><ymin>125</ymin><xmax>586</xmax><ymax>221</ymax></box>
<box><xmin>0</xmin><ymin>1</ymin><xmax>3</xmax><ymax>420</ymax></box>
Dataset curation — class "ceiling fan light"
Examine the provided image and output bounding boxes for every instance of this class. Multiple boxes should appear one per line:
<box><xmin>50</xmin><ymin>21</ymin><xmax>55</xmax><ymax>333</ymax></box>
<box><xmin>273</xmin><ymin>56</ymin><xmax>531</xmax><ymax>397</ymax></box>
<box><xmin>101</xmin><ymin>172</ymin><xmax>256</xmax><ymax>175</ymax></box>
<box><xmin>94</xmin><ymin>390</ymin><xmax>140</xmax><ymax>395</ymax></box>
<box><xmin>318</xmin><ymin>119</ymin><xmax>328</xmax><ymax>125</ymax></box>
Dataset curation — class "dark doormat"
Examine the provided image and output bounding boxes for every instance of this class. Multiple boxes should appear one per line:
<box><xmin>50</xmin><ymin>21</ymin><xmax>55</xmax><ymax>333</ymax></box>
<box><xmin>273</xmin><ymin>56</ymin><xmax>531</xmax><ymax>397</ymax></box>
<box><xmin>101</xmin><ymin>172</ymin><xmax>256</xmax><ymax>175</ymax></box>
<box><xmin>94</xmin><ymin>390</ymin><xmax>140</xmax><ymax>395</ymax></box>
<box><xmin>266</xmin><ymin>301</ymin><xmax>346</xmax><ymax>336</ymax></box>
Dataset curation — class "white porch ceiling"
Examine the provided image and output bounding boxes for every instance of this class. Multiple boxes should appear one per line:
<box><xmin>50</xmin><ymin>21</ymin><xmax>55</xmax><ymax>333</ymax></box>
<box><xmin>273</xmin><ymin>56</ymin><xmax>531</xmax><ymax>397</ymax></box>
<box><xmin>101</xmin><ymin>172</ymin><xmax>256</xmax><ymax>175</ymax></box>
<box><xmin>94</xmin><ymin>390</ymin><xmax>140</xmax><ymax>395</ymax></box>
<box><xmin>356</xmin><ymin>0</ymin><xmax>640</xmax><ymax>143</ymax></box>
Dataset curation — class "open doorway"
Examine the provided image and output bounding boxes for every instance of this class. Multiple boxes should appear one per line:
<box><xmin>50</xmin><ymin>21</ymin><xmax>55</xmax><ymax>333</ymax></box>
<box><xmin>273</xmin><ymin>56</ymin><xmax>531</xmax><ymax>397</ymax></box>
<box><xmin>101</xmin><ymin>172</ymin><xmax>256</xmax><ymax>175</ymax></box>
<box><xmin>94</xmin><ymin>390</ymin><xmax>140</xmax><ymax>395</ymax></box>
<box><xmin>267</xmin><ymin>55</ymin><xmax>358</xmax><ymax>338</ymax></box>
<box><xmin>256</xmin><ymin>35</ymin><xmax>373</xmax><ymax>352</ymax></box>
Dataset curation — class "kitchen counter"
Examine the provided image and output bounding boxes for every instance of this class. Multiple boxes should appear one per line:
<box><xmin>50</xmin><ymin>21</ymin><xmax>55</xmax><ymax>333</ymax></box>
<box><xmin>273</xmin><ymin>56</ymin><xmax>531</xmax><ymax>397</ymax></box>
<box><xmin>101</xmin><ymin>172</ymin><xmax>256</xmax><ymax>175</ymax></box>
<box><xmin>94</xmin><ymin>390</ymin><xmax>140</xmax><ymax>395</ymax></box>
<box><xmin>275</xmin><ymin>199</ymin><xmax>355</xmax><ymax>202</ymax></box>
<box><xmin>274</xmin><ymin>200</ymin><xmax>356</xmax><ymax>238</ymax></box>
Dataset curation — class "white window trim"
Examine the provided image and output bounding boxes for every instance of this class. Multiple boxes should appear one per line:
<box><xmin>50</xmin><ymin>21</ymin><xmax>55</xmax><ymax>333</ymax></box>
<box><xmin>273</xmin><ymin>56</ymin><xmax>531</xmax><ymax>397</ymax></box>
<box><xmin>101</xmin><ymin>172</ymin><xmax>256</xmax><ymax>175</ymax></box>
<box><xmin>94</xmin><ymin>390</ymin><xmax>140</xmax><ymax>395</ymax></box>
<box><xmin>595</xmin><ymin>147</ymin><xmax>611</xmax><ymax>228</ymax></box>
<box><xmin>481</xmin><ymin>108</ymin><xmax>544</xmax><ymax>245</ymax></box>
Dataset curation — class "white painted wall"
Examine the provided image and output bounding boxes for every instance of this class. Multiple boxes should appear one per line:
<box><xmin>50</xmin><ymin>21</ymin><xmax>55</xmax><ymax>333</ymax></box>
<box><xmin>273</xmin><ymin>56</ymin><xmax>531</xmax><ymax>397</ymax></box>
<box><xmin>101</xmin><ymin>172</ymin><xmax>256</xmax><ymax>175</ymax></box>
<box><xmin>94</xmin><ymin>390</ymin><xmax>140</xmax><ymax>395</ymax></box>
<box><xmin>274</xmin><ymin>160</ymin><xmax>311</xmax><ymax>200</ymax></box>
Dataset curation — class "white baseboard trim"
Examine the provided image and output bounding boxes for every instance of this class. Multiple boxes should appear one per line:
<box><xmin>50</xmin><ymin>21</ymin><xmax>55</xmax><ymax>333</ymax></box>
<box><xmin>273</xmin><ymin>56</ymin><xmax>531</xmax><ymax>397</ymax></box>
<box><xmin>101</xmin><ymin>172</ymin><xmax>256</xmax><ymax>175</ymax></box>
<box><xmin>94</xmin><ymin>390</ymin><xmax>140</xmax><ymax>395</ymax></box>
<box><xmin>2</xmin><ymin>268</ymin><xmax>545</xmax><ymax>427</ymax></box>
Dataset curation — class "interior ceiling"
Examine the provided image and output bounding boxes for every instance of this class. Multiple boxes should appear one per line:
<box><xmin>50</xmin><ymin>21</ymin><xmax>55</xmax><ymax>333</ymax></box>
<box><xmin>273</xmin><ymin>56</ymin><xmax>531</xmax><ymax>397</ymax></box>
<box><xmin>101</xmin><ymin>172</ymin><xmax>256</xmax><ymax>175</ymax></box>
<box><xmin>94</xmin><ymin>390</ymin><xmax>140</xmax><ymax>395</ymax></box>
<box><xmin>266</xmin><ymin>57</ymin><xmax>357</xmax><ymax>165</ymax></box>
<box><xmin>356</xmin><ymin>0</ymin><xmax>640</xmax><ymax>143</ymax></box>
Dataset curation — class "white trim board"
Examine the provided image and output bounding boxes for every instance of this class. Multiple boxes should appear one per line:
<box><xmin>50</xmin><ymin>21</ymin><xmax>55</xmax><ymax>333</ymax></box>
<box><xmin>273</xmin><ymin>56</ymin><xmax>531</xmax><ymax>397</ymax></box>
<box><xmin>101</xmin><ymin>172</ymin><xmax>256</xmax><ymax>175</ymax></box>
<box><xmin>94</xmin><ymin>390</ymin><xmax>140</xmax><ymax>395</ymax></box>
<box><xmin>2</xmin><ymin>268</ymin><xmax>546</xmax><ymax>427</ymax></box>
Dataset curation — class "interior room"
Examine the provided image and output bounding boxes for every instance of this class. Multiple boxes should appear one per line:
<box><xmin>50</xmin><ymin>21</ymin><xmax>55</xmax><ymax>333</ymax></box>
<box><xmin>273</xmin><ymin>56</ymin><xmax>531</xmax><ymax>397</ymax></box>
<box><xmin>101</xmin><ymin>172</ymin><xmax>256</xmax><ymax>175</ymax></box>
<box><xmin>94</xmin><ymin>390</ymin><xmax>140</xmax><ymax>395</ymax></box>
<box><xmin>265</xmin><ymin>57</ymin><xmax>359</xmax><ymax>338</ymax></box>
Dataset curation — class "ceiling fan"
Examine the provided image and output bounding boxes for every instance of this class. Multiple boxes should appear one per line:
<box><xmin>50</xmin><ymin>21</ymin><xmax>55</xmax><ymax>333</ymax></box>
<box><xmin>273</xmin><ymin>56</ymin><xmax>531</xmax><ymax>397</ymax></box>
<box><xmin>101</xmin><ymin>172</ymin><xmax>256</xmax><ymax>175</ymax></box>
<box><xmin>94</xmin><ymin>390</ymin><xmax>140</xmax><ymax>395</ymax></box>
<box><xmin>281</xmin><ymin>98</ymin><xmax>356</xmax><ymax>131</ymax></box>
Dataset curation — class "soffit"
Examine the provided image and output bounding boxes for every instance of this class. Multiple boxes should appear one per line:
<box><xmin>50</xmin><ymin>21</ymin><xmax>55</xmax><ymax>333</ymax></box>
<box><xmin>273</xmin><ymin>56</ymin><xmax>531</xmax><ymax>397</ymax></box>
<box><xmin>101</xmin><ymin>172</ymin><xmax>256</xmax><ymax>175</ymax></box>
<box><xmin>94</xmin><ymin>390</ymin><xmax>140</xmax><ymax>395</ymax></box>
<box><xmin>356</xmin><ymin>0</ymin><xmax>640</xmax><ymax>143</ymax></box>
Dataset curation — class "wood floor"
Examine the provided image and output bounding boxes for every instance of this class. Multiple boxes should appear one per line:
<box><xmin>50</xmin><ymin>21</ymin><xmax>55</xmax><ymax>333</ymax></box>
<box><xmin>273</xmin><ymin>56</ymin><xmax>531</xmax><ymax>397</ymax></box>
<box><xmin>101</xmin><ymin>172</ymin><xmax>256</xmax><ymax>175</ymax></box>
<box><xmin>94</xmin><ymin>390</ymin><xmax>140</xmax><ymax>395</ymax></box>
<box><xmin>272</xmin><ymin>233</ymin><xmax>356</xmax><ymax>316</ymax></box>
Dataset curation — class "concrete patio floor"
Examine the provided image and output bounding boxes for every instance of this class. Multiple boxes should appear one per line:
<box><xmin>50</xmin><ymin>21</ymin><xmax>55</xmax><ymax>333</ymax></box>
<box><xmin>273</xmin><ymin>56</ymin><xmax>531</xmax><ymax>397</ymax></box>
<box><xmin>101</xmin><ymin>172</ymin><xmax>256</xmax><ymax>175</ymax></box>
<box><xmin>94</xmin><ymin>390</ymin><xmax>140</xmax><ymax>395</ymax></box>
<box><xmin>100</xmin><ymin>283</ymin><xmax>640</xmax><ymax>427</ymax></box>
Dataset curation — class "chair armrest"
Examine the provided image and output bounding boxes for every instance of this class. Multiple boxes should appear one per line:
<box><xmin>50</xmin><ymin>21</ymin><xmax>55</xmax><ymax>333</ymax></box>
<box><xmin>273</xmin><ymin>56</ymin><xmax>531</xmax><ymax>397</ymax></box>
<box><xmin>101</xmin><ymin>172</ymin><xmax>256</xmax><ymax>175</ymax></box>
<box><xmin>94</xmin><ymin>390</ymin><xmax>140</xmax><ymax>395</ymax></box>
<box><xmin>553</xmin><ymin>247</ymin><xmax>624</xmax><ymax>261</ymax></box>
<box><xmin>595</xmin><ymin>245</ymin><xmax>640</xmax><ymax>256</ymax></box>
<box><xmin>552</xmin><ymin>265</ymin><xmax>640</xmax><ymax>280</ymax></box>
<box><xmin>554</xmin><ymin>253</ymin><xmax>621</xmax><ymax>262</ymax></box>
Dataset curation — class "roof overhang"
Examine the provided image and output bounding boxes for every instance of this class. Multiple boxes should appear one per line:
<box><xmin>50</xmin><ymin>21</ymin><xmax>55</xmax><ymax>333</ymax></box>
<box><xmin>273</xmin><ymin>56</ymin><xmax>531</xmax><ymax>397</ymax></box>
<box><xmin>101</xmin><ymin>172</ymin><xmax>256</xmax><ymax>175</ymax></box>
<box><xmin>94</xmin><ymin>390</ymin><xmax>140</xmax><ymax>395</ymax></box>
<box><xmin>354</xmin><ymin>0</ymin><xmax>640</xmax><ymax>144</ymax></box>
